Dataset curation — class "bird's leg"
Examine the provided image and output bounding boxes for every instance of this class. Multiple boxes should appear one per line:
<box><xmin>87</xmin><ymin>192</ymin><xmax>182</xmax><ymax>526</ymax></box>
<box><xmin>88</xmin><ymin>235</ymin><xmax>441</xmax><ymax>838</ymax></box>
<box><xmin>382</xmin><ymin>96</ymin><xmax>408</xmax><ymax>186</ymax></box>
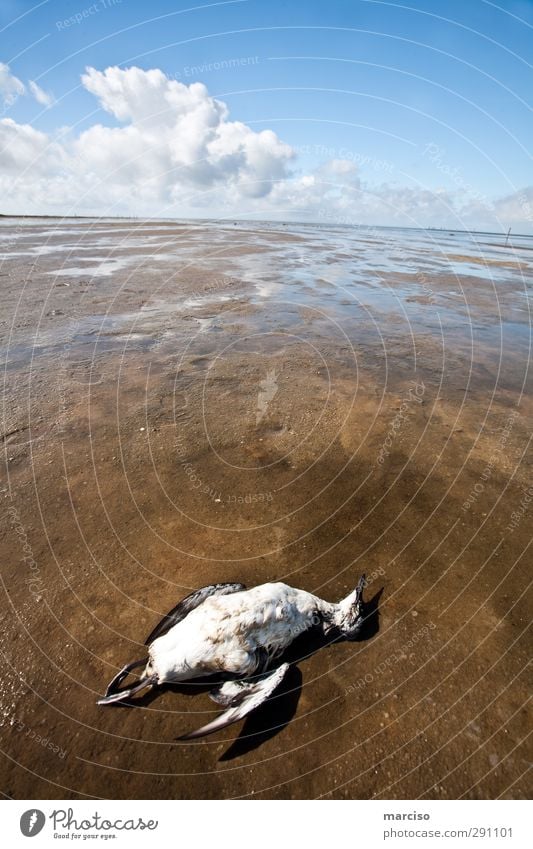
<box><xmin>179</xmin><ymin>663</ymin><xmax>290</xmax><ymax>740</ymax></box>
<box><xmin>98</xmin><ymin>657</ymin><xmax>157</xmax><ymax>705</ymax></box>
<box><xmin>104</xmin><ymin>657</ymin><xmax>147</xmax><ymax>697</ymax></box>
<box><xmin>97</xmin><ymin>672</ymin><xmax>157</xmax><ymax>705</ymax></box>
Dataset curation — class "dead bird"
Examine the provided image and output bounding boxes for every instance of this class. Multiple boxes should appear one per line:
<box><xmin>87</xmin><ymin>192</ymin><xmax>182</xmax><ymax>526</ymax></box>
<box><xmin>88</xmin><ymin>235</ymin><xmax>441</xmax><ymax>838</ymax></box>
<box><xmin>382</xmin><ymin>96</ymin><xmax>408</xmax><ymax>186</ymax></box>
<box><xmin>98</xmin><ymin>575</ymin><xmax>366</xmax><ymax>739</ymax></box>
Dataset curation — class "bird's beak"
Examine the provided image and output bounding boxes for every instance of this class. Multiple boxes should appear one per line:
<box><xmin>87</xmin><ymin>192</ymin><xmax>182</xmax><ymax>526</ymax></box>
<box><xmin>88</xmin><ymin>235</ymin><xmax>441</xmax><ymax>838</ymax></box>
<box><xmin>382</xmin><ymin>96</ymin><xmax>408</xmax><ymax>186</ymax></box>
<box><xmin>355</xmin><ymin>573</ymin><xmax>366</xmax><ymax>607</ymax></box>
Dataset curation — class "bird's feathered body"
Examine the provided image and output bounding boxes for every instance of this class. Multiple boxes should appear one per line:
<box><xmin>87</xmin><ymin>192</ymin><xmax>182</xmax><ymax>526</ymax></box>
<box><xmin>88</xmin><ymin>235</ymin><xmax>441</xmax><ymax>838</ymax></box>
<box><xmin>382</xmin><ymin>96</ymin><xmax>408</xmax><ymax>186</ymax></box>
<box><xmin>146</xmin><ymin>582</ymin><xmax>332</xmax><ymax>682</ymax></box>
<box><xmin>98</xmin><ymin>575</ymin><xmax>367</xmax><ymax>739</ymax></box>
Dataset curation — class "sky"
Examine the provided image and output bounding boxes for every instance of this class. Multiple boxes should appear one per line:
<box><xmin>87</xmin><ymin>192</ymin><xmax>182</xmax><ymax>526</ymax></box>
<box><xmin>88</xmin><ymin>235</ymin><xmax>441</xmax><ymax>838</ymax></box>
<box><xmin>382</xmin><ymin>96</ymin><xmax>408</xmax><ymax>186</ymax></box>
<box><xmin>0</xmin><ymin>0</ymin><xmax>532</xmax><ymax>231</ymax></box>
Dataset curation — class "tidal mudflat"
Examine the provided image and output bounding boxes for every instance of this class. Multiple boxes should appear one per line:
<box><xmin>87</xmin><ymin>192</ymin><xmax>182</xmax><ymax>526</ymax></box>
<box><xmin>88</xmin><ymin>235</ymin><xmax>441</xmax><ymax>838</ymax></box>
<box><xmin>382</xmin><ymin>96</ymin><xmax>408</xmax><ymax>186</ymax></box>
<box><xmin>1</xmin><ymin>218</ymin><xmax>531</xmax><ymax>799</ymax></box>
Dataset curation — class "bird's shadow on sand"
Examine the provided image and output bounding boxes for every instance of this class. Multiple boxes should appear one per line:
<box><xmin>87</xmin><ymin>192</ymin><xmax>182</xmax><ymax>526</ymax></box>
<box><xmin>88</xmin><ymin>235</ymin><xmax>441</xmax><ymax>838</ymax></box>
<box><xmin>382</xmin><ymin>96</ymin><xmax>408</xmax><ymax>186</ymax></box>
<box><xmin>120</xmin><ymin>587</ymin><xmax>383</xmax><ymax>760</ymax></box>
<box><xmin>224</xmin><ymin>586</ymin><xmax>382</xmax><ymax>760</ymax></box>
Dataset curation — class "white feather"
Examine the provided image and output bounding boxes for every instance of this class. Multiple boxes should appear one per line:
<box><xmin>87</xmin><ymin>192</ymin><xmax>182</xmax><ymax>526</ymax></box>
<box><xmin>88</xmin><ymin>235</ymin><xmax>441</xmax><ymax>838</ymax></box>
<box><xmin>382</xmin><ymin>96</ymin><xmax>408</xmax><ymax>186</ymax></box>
<box><xmin>147</xmin><ymin>582</ymin><xmax>335</xmax><ymax>683</ymax></box>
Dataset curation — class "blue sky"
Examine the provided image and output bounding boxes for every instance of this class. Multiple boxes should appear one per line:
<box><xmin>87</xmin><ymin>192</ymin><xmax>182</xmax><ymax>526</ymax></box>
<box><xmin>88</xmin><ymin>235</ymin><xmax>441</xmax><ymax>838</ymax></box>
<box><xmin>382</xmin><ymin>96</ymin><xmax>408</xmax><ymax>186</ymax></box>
<box><xmin>1</xmin><ymin>0</ymin><xmax>532</xmax><ymax>229</ymax></box>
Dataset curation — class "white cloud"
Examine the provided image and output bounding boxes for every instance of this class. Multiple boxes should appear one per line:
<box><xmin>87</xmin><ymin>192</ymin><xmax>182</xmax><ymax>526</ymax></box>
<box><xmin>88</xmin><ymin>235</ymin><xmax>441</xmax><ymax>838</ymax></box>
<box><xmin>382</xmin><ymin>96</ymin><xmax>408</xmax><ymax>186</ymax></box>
<box><xmin>0</xmin><ymin>63</ymin><xmax>55</xmax><ymax>109</ymax></box>
<box><xmin>328</xmin><ymin>158</ymin><xmax>359</xmax><ymax>176</ymax></box>
<box><xmin>0</xmin><ymin>65</ymin><xmax>295</xmax><ymax>214</ymax></box>
<box><xmin>0</xmin><ymin>62</ymin><xmax>25</xmax><ymax>106</ymax></box>
<box><xmin>29</xmin><ymin>80</ymin><xmax>55</xmax><ymax>107</ymax></box>
<box><xmin>485</xmin><ymin>186</ymin><xmax>533</xmax><ymax>230</ymax></box>
<box><xmin>0</xmin><ymin>63</ymin><xmax>531</xmax><ymax>233</ymax></box>
<box><xmin>254</xmin><ymin>164</ymin><xmax>533</xmax><ymax>233</ymax></box>
<box><xmin>0</xmin><ymin>119</ymin><xmax>54</xmax><ymax>173</ymax></box>
<box><xmin>76</xmin><ymin>66</ymin><xmax>293</xmax><ymax>201</ymax></box>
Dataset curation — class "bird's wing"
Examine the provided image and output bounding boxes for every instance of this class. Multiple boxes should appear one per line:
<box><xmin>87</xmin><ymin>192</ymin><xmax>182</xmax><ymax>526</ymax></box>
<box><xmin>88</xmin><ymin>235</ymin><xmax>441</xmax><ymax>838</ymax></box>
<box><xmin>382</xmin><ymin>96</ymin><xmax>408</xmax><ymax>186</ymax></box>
<box><xmin>179</xmin><ymin>663</ymin><xmax>290</xmax><ymax>740</ymax></box>
<box><xmin>144</xmin><ymin>582</ymin><xmax>246</xmax><ymax>645</ymax></box>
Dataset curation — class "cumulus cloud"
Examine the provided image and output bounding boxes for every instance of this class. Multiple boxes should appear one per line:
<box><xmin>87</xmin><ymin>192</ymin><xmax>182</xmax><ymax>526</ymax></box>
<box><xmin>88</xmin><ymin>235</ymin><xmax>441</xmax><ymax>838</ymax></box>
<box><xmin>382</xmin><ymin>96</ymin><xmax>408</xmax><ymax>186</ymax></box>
<box><xmin>0</xmin><ymin>63</ymin><xmax>531</xmax><ymax>233</ymax></box>
<box><xmin>0</xmin><ymin>119</ymin><xmax>51</xmax><ymax>172</ymax></box>
<box><xmin>0</xmin><ymin>65</ymin><xmax>293</xmax><ymax>211</ymax></box>
<box><xmin>0</xmin><ymin>62</ymin><xmax>25</xmax><ymax>106</ymax></box>
<box><xmin>74</xmin><ymin>66</ymin><xmax>293</xmax><ymax>202</ymax></box>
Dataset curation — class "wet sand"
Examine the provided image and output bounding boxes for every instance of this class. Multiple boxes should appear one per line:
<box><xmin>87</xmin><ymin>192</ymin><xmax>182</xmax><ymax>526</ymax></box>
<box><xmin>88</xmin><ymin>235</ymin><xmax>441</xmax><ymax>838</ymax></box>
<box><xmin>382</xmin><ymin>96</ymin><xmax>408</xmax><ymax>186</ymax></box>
<box><xmin>1</xmin><ymin>218</ymin><xmax>531</xmax><ymax>799</ymax></box>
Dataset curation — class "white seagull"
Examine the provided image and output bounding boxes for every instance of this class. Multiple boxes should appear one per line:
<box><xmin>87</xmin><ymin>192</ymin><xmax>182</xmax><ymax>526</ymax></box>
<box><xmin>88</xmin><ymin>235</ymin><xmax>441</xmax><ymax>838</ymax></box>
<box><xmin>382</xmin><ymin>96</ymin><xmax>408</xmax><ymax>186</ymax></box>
<box><xmin>98</xmin><ymin>575</ymin><xmax>366</xmax><ymax>739</ymax></box>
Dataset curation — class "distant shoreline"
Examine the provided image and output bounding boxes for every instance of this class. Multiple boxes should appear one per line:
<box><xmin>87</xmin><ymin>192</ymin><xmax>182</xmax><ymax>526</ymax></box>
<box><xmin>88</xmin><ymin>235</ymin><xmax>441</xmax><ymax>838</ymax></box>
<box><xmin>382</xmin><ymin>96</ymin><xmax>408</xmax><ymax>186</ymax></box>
<box><xmin>0</xmin><ymin>213</ymin><xmax>531</xmax><ymax>239</ymax></box>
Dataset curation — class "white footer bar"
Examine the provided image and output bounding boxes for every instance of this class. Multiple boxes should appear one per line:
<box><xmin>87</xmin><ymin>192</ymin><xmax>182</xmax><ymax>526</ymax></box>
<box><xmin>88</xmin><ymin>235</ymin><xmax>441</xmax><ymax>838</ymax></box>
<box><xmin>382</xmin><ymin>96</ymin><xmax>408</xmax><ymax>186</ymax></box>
<box><xmin>4</xmin><ymin>799</ymin><xmax>529</xmax><ymax>848</ymax></box>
